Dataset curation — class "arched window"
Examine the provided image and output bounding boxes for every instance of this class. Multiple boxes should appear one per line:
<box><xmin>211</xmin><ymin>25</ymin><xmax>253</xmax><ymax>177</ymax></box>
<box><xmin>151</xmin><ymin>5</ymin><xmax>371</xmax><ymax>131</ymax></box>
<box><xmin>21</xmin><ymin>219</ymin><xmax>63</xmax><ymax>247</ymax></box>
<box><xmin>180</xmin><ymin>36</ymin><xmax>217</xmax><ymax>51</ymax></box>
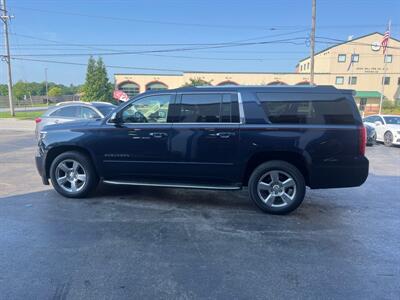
<box><xmin>118</xmin><ymin>81</ymin><xmax>140</xmax><ymax>98</ymax></box>
<box><xmin>217</xmin><ymin>81</ymin><xmax>239</xmax><ymax>86</ymax></box>
<box><xmin>267</xmin><ymin>81</ymin><xmax>288</xmax><ymax>85</ymax></box>
<box><xmin>146</xmin><ymin>81</ymin><xmax>168</xmax><ymax>91</ymax></box>
<box><xmin>295</xmin><ymin>81</ymin><xmax>311</xmax><ymax>85</ymax></box>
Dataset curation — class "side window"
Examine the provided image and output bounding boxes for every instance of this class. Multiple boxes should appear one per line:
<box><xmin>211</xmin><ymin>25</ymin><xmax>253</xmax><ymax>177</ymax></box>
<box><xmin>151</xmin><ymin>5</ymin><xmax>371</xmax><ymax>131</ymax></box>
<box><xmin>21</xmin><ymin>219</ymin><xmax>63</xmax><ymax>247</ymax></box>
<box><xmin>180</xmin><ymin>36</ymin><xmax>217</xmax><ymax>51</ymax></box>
<box><xmin>80</xmin><ymin>107</ymin><xmax>100</xmax><ymax>119</ymax></box>
<box><xmin>179</xmin><ymin>93</ymin><xmax>222</xmax><ymax>123</ymax></box>
<box><xmin>221</xmin><ymin>94</ymin><xmax>240</xmax><ymax>123</ymax></box>
<box><xmin>363</xmin><ymin>116</ymin><xmax>374</xmax><ymax>123</ymax></box>
<box><xmin>121</xmin><ymin>94</ymin><xmax>171</xmax><ymax>123</ymax></box>
<box><xmin>178</xmin><ymin>93</ymin><xmax>239</xmax><ymax>123</ymax></box>
<box><xmin>378</xmin><ymin>116</ymin><xmax>384</xmax><ymax>124</ymax></box>
<box><xmin>257</xmin><ymin>93</ymin><xmax>355</xmax><ymax>125</ymax></box>
<box><xmin>51</xmin><ymin>106</ymin><xmax>79</xmax><ymax>118</ymax></box>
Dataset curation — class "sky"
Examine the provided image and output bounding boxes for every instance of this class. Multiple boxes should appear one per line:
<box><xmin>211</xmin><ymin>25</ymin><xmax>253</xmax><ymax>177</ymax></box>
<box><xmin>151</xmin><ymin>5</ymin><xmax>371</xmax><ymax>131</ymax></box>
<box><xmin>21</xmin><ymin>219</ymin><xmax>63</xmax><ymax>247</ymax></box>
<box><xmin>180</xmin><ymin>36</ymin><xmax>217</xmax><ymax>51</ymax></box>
<box><xmin>1</xmin><ymin>0</ymin><xmax>399</xmax><ymax>85</ymax></box>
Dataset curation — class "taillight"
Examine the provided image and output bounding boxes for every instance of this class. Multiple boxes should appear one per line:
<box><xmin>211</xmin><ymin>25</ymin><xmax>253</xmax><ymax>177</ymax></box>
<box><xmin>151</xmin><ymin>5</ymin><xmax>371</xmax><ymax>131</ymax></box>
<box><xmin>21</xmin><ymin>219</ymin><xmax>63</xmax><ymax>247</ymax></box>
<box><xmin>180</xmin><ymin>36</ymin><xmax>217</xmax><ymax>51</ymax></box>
<box><xmin>35</xmin><ymin>117</ymin><xmax>42</xmax><ymax>123</ymax></box>
<box><xmin>359</xmin><ymin>126</ymin><xmax>366</xmax><ymax>155</ymax></box>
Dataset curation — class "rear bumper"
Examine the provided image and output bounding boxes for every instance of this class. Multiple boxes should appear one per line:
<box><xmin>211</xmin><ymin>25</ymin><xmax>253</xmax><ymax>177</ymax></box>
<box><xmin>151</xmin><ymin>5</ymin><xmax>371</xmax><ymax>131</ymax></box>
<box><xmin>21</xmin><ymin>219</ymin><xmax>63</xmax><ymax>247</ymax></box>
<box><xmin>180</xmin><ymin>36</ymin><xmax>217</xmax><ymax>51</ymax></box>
<box><xmin>35</xmin><ymin>153</ymin><xmax>49</xmax><ymax>185</ymax></box>
<box><xmin>309</xmin><ymin>157</ymin><xmax>369</xmax><ymax>189</ymax></box>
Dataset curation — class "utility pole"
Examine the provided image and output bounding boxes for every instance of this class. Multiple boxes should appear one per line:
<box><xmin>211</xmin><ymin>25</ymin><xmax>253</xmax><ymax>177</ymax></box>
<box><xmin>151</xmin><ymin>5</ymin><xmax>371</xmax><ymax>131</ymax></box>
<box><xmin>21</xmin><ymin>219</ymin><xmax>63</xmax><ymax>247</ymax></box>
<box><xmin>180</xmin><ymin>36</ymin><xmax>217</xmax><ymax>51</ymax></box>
<box><xmin>309</xmin><ymin>0</ymin><xmax>316</xmax><ymax>85</ymax></box>
<box><xmin>0</xmin><ymin>0</ymin><xmax>14</xmax><ymax>116</ymax></box>
<box><xmin>45</xmin><ymin>68</ymin><xmax>49</xmax><ymax>106</ymax></box>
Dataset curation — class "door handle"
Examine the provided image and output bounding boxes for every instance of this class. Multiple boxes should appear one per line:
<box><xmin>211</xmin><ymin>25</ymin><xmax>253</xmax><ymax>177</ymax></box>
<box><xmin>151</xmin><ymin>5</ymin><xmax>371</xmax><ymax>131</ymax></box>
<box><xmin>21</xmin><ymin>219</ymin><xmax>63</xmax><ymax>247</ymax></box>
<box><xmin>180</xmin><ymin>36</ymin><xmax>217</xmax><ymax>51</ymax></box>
<box><xmin>216</xmin><ymin>132</ymin><xmax>235</xmax><ymax>139</ymax></box>
<box><xmin>149</xmin><ymin>132</ymin><xmax>168</xmax><ymax>138</ymax></box>
<box><xmin>54</xmin><ymin>120</ymin><xmax>59</xmax><ymax>124</ymax></box>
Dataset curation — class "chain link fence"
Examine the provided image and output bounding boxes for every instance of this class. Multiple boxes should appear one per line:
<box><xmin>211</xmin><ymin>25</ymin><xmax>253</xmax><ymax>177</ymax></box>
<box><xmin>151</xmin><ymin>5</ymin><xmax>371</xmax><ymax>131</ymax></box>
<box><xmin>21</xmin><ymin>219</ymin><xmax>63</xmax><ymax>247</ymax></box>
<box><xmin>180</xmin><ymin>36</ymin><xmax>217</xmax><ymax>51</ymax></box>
<box><xmin>0</xmin><ymin>95</ymin><xmax>81</xmax><ymax>109</ymax></box>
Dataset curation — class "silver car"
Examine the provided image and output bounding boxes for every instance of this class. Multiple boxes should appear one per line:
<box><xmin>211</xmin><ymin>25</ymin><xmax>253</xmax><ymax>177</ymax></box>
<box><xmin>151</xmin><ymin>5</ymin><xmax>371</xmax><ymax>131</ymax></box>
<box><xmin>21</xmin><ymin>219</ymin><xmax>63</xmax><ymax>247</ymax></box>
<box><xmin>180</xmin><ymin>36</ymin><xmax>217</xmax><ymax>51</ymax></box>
<box><xmin>35</xmin><ymin>102</ymin><xmax>116</xmax><ymax>138</ymax></box>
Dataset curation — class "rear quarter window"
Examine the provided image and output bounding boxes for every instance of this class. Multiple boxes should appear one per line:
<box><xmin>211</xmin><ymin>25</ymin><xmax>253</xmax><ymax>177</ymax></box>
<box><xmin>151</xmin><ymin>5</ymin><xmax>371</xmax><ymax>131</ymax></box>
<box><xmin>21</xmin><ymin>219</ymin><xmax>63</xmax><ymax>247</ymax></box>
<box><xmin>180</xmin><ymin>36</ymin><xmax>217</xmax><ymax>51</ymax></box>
<box><xmin>256</xmin><ymin>93</ymin><xmax>356</xmax><ymax>125</ymax></box>
<box><xmin>50</xmin><ymin>106</ymin><xmax>79</xmax><ymax>118</ymax></box>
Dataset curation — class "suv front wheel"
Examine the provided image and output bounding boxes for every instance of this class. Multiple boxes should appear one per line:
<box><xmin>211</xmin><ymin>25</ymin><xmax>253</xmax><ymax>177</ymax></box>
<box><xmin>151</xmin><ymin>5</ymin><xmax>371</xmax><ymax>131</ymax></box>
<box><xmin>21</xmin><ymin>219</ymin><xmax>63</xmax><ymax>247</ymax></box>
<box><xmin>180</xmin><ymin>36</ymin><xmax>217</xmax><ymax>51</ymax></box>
<box><xmin>248</xmin><ymin>160</ymin><xmax>306</xmax><ymax>214</ymax></box>
<box><xmin>50</xmin><ymin>151</ymin><xmax>99</xmax><ymax>198</ymax></box>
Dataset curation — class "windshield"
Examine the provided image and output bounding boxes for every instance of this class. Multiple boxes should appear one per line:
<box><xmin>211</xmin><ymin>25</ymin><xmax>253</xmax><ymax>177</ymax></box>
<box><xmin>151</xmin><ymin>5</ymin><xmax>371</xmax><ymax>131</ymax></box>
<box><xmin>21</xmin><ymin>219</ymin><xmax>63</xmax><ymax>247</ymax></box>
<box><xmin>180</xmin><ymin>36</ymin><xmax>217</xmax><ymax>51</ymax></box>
<box><xmin>96</xmin><ymin>105</ymin><xmax>116</xmax><ymax>117</ymax></box>
<box><xmin>383</xmin><ymin>116</ymin><xmax>400</xmax><ymax>125</ymax></box>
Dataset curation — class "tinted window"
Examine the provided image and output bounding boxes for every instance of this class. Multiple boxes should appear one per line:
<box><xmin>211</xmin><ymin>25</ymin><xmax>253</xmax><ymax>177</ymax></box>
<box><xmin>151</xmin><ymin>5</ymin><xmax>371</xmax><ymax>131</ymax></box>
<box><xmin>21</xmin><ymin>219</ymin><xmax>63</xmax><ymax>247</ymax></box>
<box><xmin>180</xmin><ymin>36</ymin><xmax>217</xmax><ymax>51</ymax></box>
<box><xmin>363</xmin><ymin>116</ymin><xmax>376</xmax><ymax>123</ymax></box>
<box><xmin>383</xmin><ymin>116</ymin><xmax>400</xmax><ymax>125</ymax></box>
<box><xmin>221</xmin><ymin>94</ymin><xmax>240</xmax><ymax>123</ymax></box>
<box><xmin>95</xmin><ymin>105</ymin><xmax>115</xmax><ymax>117</ymax></box>
<box><xmin>364</xmin><ymin>116</ymin><xmax>381</xmax><ymax>123</ymax></box>
<box><xmin>51</xmin><ymin>106</ymin><xmax>79</xmax><ymax>118</ymax></box>
<box><xmin>121</xmin><ymin>94</ymin><xmax>171</xmax><ymax>123</ymax></box>
<box><xmin>80</xmin><ymin>107</ymin><xmax>100</xmax><ymax>119</ymax></box>
<box><xmin>178</xmin><ymin>93</ymin><xmax>239</xmax><ymax>123</ymax></box>
<box><xmin>179</xmin><ymin>94</ymin><xmax>221</xmax><ymax>123</ymax></box>
<box><xmin>257</xmin><ymin>93</ymin><xmax>355</xmax><ymax>125</ymax></box>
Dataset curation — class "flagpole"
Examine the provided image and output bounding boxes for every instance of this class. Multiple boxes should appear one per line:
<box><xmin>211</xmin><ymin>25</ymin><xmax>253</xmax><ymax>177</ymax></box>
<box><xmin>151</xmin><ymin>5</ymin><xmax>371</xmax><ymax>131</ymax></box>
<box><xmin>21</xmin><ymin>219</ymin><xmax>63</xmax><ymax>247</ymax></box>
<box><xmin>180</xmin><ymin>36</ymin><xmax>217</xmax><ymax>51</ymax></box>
<box><xmin>379</xmin><ymin>19</ymin><xmax>391</xmax><ymax>114</ymax></box>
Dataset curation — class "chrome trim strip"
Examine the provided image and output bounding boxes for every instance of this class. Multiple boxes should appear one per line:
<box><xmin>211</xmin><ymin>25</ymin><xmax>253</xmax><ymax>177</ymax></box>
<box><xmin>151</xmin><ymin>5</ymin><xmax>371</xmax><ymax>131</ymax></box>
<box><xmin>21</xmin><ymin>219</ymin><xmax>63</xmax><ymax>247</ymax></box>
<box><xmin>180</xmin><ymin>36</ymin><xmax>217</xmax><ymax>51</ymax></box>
<box><xmin>237</xmin><ymin>92</ymin><xmax>245</xmax><ymax>124</ymax></box>
<box><xmin>103</xmin><ymin>180</ymin><xmax>241</xmax><ymax>190</ymax></box>
<box><xmin>108</xmin><ymin>122</ymin><xmax>240</xmax><ymax>126</ymax></box>
<box><xmin>103</xmin><ymin>160</ymin><xmax>233</xmax><ymax>165</ymax></box>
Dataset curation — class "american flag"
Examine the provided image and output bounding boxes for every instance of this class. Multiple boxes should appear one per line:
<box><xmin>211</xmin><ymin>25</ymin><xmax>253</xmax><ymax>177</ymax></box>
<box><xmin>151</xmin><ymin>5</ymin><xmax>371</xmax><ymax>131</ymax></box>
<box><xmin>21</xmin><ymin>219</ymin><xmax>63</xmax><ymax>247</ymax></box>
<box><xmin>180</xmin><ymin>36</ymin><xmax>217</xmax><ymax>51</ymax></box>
<box><xmin>381</xmin><ymin>30</ymin><xmax>390</xmax><ymax>54</ymax></box>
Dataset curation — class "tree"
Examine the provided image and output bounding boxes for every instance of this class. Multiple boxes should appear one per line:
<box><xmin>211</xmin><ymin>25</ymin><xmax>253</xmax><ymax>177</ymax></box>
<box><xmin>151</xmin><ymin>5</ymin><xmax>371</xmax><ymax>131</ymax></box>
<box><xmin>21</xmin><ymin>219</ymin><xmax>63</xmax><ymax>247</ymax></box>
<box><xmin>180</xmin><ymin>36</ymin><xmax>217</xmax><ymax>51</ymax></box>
<box><xmin>182</xmin><ymin>77</ymin><xmax>213</xmax><ymax>87</ymax></box>
<box><xmin>48</xmin><ymin>86</ymin><xmax>63</xmax><ymax>97</ymax></box>
<box><xmin>0</xmin><ymin>84</ymin><xmax>8</xmax><ymax>96</ymax></box>
<box><xmin>81</xmin><ymin>56</ymin><xmax>112</xmax><ymax>102</ymax></box>
<box><xmin>13</xmin><ymin>81</ymin><xmax>34</xmax><ymax>100</ymax></box>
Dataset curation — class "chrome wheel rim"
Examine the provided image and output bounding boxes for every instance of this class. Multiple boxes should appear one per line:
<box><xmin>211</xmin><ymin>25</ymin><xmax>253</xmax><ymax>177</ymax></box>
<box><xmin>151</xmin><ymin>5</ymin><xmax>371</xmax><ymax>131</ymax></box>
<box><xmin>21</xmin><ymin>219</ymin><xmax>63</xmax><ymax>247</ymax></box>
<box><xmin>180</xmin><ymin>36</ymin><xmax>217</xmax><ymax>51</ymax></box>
<box><xmin>384</xmin><ymin>132</ymin><xmax>392</xmax><ymax>144</ymax></box>
<box><xmin>257</xmin><ymin>170</ymin><xmax>296</xmax><ymax>208</ymax></box>
<box><xmin>55</xmin><ymin>159</ymin><xmax>87</xmax><ymax>193</ymax></box>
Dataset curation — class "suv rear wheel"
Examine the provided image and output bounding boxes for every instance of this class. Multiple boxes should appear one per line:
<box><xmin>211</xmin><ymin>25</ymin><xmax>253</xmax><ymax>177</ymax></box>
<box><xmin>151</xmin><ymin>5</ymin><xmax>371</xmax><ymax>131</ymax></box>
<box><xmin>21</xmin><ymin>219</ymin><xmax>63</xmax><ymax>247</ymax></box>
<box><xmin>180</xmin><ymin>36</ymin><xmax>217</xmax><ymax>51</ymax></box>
<box><xmin>50</xmin><ymin>151</ymin><xmax>98</xmax><ymax>198</ymax></box>
<box><xmin>248</xmin><ymin>160</ymin><xmax>306</xmax><ymax>214</ymax></box>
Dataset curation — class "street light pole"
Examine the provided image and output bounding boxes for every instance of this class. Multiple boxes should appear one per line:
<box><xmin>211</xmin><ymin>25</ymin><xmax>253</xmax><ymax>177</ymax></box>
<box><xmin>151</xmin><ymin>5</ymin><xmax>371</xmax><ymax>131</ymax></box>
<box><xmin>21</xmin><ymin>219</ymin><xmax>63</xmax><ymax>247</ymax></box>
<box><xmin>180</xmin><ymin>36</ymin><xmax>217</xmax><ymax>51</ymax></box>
<box><xmin>310</xmin><ymin>0</ymin><xmax>316</xmax><ymax>85</ymax></box>
<box><xmin>0</xmin><ymin>0</ymin><xmax>14</xmax><ymax>116</ymax></box>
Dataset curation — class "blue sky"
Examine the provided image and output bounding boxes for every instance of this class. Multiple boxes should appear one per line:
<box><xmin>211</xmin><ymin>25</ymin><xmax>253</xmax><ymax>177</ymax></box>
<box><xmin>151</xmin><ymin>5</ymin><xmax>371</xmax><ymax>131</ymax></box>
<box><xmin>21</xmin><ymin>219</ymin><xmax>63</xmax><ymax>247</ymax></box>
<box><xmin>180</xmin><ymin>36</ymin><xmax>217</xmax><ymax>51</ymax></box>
<box><xmin>2</xmin><ymin>0</ymin><xmax>399</xmax><ymax>85</ymax></box>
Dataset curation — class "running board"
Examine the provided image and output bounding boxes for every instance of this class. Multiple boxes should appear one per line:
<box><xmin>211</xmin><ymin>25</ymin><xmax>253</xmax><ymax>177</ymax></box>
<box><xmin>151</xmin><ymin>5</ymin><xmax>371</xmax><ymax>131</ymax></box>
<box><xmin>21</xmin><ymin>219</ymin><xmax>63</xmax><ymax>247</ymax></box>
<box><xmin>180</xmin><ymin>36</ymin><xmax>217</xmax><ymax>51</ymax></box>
<box><xmin>103</xmin><ymin>180</ymin><xmax>241</xmax><ymax>190</ymax></box>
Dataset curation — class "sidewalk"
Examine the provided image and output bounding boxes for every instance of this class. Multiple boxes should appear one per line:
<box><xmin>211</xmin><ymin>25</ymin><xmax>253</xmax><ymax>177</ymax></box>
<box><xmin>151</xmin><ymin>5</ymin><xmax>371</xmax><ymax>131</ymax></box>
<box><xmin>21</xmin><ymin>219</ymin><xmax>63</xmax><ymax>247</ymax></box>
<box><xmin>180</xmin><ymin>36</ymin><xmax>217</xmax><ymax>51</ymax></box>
<box><xmin>0</xmin><ymin>118</ymin><xmax>35</xmax><ymax>132</ymax></box>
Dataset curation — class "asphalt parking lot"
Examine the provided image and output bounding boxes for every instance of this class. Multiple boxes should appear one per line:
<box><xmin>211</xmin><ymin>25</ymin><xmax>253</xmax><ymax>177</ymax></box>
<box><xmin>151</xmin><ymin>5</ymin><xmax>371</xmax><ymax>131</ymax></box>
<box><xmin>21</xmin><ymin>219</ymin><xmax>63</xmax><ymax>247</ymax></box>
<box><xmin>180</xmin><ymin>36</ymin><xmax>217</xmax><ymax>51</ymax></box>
<box><xmin>0</xmin><ymin>127</ymin><xmax>399</xmax><ymax>299</ymax></box>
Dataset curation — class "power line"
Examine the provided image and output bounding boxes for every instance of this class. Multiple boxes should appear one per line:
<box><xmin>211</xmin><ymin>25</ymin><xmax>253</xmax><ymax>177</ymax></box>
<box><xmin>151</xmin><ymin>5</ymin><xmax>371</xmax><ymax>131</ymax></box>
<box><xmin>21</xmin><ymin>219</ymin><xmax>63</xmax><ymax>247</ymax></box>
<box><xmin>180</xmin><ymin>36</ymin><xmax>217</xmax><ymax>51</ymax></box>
<box><xmin>8</xmin><ymin>29</ymin><xmax>308</xmax><ymax>47</ymax></box>
<box><xmin>11</xmin><ymin>57</ymin><xmax>400</xmax><ymax>75</ymax></box>
<box><xmin>5</xmin><ymin>37</ymin><xmax>308</xmax><ymax>57</ymax></box>
<box><xmin>11</xmin><ymin>57</ymin><xmax>186</xmax><ymax>73</ymax></box>
<box><xmin>10</xmin><ymin>5</ymin><xmax>304</xmax><ymax>31</ymax></box>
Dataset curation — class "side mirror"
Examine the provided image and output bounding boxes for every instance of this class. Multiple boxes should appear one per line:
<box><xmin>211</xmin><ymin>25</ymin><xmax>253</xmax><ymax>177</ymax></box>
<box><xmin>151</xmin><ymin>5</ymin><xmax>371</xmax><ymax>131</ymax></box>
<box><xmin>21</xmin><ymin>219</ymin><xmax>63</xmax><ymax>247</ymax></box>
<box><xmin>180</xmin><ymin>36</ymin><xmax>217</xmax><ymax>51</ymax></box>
<box><xmin>374</xmin><ymin>121</ymin><xmax>382</xmax><ymax>126</ymax></box>
<box><xmin>108</xmin><ymin>112</ymin><xmax>120</xmax><ymax>124</ymax></box>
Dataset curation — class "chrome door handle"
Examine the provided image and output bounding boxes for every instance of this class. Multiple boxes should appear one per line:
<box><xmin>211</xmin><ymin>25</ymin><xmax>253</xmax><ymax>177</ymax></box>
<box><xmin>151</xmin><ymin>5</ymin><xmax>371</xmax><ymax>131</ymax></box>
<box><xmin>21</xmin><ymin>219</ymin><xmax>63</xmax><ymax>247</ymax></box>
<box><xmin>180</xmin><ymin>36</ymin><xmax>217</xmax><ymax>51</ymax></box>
<box><xmin>149</xmin><ymin>132</ymin><xmax>168</xmax><ymax>138</ymax></box>
<box><xmin>216</xmin><ymin>132</ymin><xmax>235</xmax><ymax>138</ymax></box>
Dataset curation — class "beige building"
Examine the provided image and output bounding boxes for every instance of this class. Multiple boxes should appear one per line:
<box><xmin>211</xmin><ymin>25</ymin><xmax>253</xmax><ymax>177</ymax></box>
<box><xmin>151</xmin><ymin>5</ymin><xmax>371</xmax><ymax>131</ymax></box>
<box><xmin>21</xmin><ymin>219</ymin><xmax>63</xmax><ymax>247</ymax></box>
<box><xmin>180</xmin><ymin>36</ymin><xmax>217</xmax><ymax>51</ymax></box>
<box><xmin>114</xmin><ymin>32</ymin><xmax>400</xmax><ymax>113</ymax></box>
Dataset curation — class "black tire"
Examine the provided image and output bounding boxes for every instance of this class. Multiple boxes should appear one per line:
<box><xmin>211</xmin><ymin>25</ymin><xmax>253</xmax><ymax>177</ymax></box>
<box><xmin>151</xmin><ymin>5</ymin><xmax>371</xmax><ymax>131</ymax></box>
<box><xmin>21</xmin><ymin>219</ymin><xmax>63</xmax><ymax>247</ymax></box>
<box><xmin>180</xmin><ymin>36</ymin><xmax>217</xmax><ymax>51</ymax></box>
<box><xmin>50</xmin><ymin>151</ymin><xmax>99</xmax><ymax>198</ymax></box>
<box><xmin>248</xmin><ymin>160</ymin><xmax>306</xmax><ymax>215</ymax></box>
<box><xmin>384</xmin><ymin>131</ymin><xmax>393</xmax><ymax>147</ymax></box>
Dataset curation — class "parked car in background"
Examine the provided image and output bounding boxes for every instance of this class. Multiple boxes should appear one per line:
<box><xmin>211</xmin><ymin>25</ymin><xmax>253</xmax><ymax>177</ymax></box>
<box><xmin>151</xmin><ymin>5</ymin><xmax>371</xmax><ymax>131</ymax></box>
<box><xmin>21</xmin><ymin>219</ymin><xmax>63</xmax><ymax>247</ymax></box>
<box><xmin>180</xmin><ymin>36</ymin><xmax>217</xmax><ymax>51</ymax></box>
<box><xmin>35</xmin><ymin>102</ymin><xmax>116</xmax><ymax>139</ymax></box>
<box><xmin>365</xmin><ymin>124</ymin><xmax>376</xmax><ymax>146</ymax></box>
<box><xmin>35</xmin><ymin>86</ymin><xmax>369</xmax><ymax>215</ymax></box>
<box><xmin>363</xmin><ymin>114</ymin><xmax>400</xmax><ymax>146</ymax></box>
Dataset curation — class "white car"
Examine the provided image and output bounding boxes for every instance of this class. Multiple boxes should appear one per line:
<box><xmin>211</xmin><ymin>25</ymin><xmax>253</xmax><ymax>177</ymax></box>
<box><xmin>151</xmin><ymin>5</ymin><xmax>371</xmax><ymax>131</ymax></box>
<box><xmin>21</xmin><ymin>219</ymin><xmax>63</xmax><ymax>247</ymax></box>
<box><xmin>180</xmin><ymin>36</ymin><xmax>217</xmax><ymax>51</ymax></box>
<box><xmin>363</xmin><ymin>114</ymin><xmax>400</xmax><ymax>146</ymax></box>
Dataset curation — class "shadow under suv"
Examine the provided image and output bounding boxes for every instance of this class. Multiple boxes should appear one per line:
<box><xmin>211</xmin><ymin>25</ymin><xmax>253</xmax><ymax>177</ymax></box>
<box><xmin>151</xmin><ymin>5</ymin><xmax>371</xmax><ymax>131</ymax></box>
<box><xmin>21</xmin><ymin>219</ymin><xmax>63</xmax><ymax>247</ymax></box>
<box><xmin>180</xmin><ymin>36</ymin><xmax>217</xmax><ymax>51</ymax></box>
<box><xmin>35</xmin><ymin>86</ymin><xmax>369</xmax><ymax>214</ymax></box>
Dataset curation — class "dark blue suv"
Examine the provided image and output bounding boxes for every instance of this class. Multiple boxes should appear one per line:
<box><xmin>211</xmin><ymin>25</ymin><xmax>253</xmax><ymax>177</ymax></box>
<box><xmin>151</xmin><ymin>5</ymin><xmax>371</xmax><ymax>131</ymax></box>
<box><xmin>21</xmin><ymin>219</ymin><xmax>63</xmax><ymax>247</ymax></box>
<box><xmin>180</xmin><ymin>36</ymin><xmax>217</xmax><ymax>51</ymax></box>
<box><xmin>36</xmin><ymin>86</ymin><xmax>369</xmax><ymax>214</ymax></box>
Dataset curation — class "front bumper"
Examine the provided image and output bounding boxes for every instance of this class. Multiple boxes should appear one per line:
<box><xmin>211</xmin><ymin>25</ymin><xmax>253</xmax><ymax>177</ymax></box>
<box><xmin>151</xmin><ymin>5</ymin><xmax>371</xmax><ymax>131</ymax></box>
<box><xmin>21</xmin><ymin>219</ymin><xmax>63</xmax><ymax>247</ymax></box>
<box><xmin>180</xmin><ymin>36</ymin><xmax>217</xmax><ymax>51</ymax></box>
<box><xmin>35</xmin><ymin>151</ymin><xmax>49</xmax><ymax>185</ymax></box>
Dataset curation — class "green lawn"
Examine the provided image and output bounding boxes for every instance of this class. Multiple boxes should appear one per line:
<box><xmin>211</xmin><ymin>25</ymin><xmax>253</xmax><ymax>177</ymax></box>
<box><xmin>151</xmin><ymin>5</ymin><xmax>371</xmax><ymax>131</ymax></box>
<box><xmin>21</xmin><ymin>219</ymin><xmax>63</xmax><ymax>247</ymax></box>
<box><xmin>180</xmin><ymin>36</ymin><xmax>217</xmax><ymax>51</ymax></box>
<box><xmin>382</xmin><ymin>107</ymin><xmax>400</xmax><ymax>115</ymax></box>
<box><xmin>0</xmin><ymin>111</ymin><xmax>43</xmax><ymax>120</ymax></box>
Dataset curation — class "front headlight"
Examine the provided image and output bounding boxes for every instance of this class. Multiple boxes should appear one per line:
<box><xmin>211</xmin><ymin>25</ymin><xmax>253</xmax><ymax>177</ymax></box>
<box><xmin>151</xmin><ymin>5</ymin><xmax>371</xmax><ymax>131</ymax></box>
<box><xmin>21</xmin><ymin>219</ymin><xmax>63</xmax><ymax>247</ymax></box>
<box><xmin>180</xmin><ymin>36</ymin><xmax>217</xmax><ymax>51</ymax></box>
<box><xmin>39</xmin><ymin>131</ymin><xmax>47</xmax><ymax>140</ymax></box>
